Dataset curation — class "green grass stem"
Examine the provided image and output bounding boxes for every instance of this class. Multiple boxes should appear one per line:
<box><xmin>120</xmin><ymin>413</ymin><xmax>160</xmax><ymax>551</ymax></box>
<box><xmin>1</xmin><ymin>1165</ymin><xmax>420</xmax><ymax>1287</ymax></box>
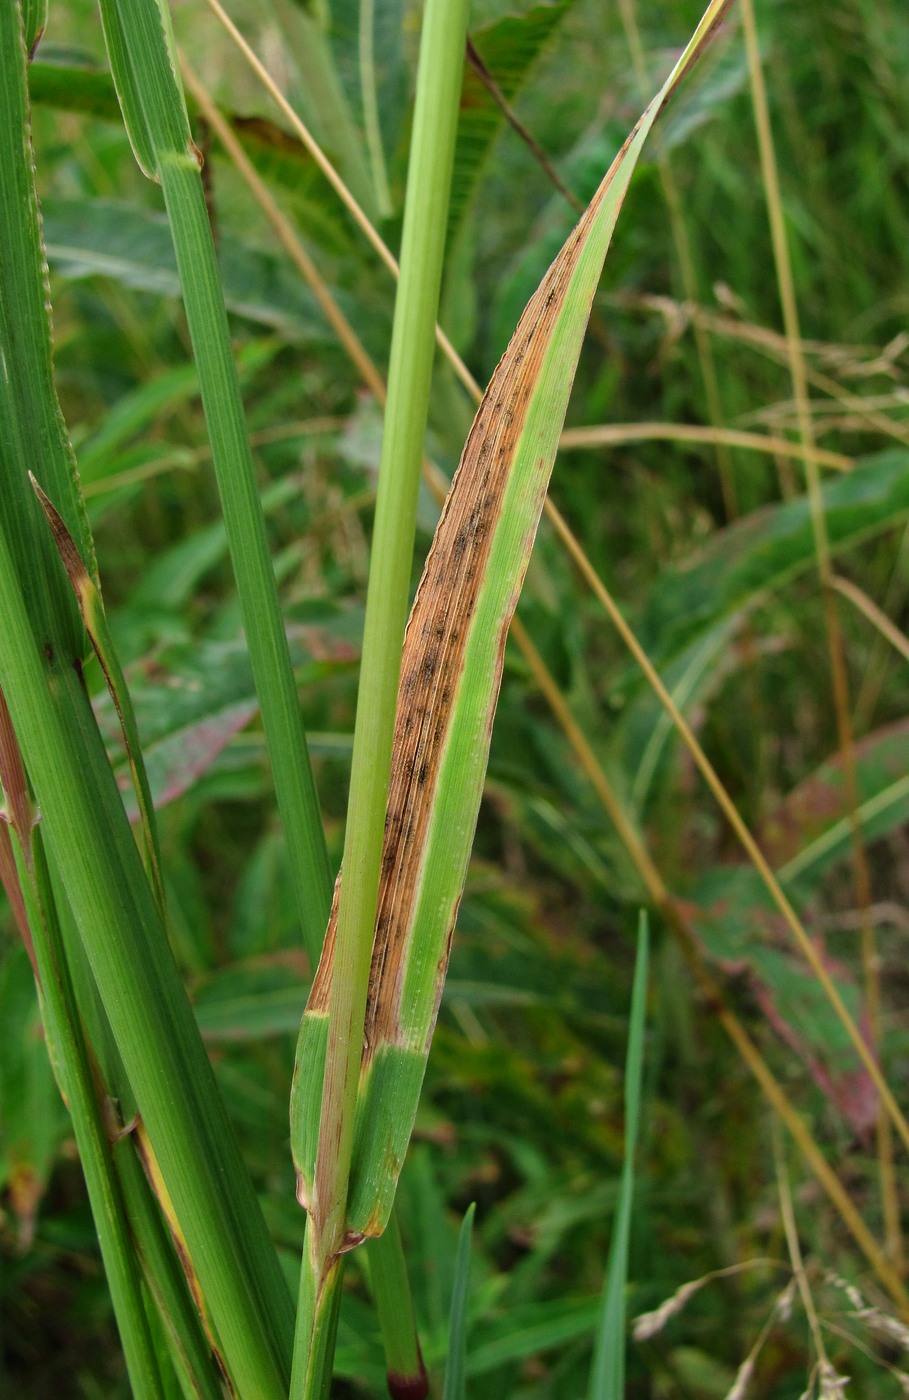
<box><xmin>292</xmin><ymin>0</ymin><xmax>469</xmax><ymax>1386</ymax></box>
<box><xmin>367</xmin><ymin>1216</ymin><xmax>428</xmax><ymax>1398</ymax></box>
<box><xmin>306</xmin><ymin>0</ymin><xmax>469</xmax><ymax>1266</ymax></box>
<box><xmin>0</xmin><ymin>513</ymin><xmax>295</xmax><ymax>1397</ymax></box>
<box><xmin>104</xmin><ymin>0</ymin><xmax>333</xmax><ymax>961</ymax></box>
<box><xmin>19</xmin><ymin>835</ymin><xmax>164</xmax><ymax>1399</ymax></box>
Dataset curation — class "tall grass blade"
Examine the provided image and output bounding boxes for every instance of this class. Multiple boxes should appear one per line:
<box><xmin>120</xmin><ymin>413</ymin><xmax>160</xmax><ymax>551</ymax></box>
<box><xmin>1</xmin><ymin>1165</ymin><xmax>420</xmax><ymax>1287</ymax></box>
<box><xmin>366</xmin><ymin>1216</ymin><xmax>429</xmax><ymax>1400</ymax></box>
<box><xmin>292</xmin><ymin>0</ymin><xmax>734</xmax><ymax>1247</ymax></box>
<box><xmin>442</xmin><ymin>1202</ymin><xmax>476</xmax><ymax>1400</ymax></box>
<box><xmin>15</xmin><ymin>831</ymin><xmax>165</xmax><ymax>1399</ymax></box>
<box><xmin>32</xmin><ymin>478</ymin><xmax>166</xmax><ymax>915</ymax></box>
<box><xmin>290</xmin><ymin>2</ymin><xmax>472</xmax><ymax>1391</ymax></box>
<box><xmin>101</xmin><ymin>0</ymin><xmax>333</xmax><ymax>961</ymax></box>
<box><xmin>0</xmin><ymin>4</ymin><xmax>296</xmax><ymax>1391</ymax></box>
<box><xmin>588</xmin><ymin>914</ymin><xmax>649</xmax><ymax>1400</ymax></box>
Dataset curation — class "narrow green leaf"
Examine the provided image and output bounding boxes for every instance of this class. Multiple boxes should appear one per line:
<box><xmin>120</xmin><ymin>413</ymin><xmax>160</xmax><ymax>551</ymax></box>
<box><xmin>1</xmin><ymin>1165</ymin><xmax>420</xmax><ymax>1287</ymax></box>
<box><xmin>366</xmin><ymin>1214</ymin><xmax>429</xmax><ymax>1400</ymax></box>
<box><xmin>97</xmin><ymin>0</ymin><xmax>161</xmax><ymax>179</ymax></box>
<box><xmin>637</xmin><ymin>448</ymin><xmax>909</xmax><ymax>671</ymax></box>
<box><xmin>0</xmin><ymin>0</ymin><xmax>95</xmax><ymax>661</ymax></box>
<box><xmin>442</xmin><ymin>1202</ymin><xmax>476</xmax><ymax>1400</ymax></box>
<box><xmin>32</xmin><ymin>477</ymin><xmax>166</xmax><ymax>915</ymax></box>
<box><xmin>21</xmin><ymin>0</ymin><xmax>46</xmax><ymax>57</ymax></box>
<box><xmin>588</xmin><ymin>914</ymin><xmax>649</xmax><ymax>1400</ymax></box>
<box><xmin>0</xmin><ymin>3</ymin><xmax>297</xmax><ymax>1388</ymax></box>
<box><xmin>19</xmin><ymin>831</ymin><xmax>166</xmax><ymax>1400</ymax></box>
<box><xmin>100</xmin><ymin>0</ymin><xmax>333</xmax><ymax>963</ymax></box>
<box><xmin>292</xmin><ymin>0</ymin><xmax>733</xmax><ymax>1246</ymax></box>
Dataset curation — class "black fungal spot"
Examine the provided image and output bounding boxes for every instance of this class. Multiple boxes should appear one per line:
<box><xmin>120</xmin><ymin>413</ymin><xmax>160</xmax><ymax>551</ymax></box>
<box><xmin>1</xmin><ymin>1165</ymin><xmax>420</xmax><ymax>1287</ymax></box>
<box><xmin>417</xmin><ymin>761</ymin><xmax>429</xmax><ymax>786</ymax></box>
<box><xmin>42</xmin><ymin>641</ymin><xmax>54</xmax><ymax>665</ymax></box>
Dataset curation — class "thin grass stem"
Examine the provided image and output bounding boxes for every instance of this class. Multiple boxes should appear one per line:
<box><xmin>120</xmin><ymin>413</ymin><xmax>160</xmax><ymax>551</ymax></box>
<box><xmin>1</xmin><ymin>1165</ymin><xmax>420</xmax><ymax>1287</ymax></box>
<box><xmin>292</xmin><ymin>3</ymin><xmax>469</xmax><ymax>1389</ymax></box>
<box><xmin>832</xmin><ymin>574</ymin><xmax>909</xmax><ymax>668</ymax></box>
<box><xmin>22</xmin><ymin>835</ymin><xmax>165</xmax><ymax>1399</ymax></box>
<box><xmin>559</xmin><ymin>421</ymin><xmax>851</xmax><ymax>470</ymax></box>
<box><xmin>200</xmin><ymin>0</ymin><xmax>482</xmax><ymax>404</ymax></box>
<box><xmin>741</xmin><ymin>0</ymin><xmax>899</xmax><ymax>1271</ymax></box>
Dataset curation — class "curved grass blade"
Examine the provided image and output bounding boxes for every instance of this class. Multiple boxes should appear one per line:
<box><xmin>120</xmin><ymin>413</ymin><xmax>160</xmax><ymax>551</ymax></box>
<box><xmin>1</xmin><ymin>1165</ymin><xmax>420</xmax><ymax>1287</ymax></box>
<box><xmin>588</xmin><ymin>914</ymin><xmax>648</xmax><ymax>1400</ymax></box>
<box><xmin>13</xmin><ymin>825</ymin><xmax>165</xmax><ymax>1400</ymax></box>
<box><xmin>0</xmin><ymin>4</ymin><xmax>296</xmax><ymax>1389</ymax></box>
<box><xmin>31</xmin><ymin>477</ymin><xmax>166</xmax><ymax>916</ymax></box>
<box><xmin>291</xmin><ymin>0</ymin><xmax>734</xmax><ymax>1245</ymax></box>
<box><xmin>100</xmin><ymin>0</ymin><xmax>333</xmax><ymax>961</ymax></box>
<box><xmin>442</xmin><ymin>1202</ymin><xmax>476</xmax><ymax>1400</ymax></box>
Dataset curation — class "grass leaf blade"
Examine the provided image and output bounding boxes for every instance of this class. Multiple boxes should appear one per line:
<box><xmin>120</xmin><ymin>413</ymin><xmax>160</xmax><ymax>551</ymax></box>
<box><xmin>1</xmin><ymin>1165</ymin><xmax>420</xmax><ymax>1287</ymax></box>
<box><xmin>293</xmin><ymin>0</ymin><xmax>733</xmax><ymax>1244</ymax></box>
<box><xmin>442</xmin><ymin>1202</ymin><xmax>476</xmax><ymax>1400</ymax></box>
<box><xmin>588</xmin><ymin>914</ymin><xmax>649</xmax><ymax>1400</ymax></box>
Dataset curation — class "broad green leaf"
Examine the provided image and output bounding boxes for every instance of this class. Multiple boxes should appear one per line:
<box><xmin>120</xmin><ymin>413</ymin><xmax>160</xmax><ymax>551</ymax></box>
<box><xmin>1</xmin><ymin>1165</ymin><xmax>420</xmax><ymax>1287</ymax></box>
<box><xmin>612</xmin><ymin>449</ymin><xmax>909</xmax><ymax>805</ymax></box>
<box><xmin>87</xmin><ymin>631</ymin><xmax>357</xmax><ymax>818</ymax></box>
<box><xmin>328</xmin><ymin>0</ymin><xmax>407</xmax><ymax>217</ymax></box>
<box><xmin>29</xmin><ymin>52</ymin><xmax>122</xmax><ymax>121</ymax></box>
<box><xmin>291</xmin><ymin>0</ymin><xmax>734</xmax><ymax>1245</ymax></box>
<box><xmin>681</xmin><ymin>719</ymin><xmax>909</xmax><ymax>1138</ymax></box>
<box><xmin>765</xmin><ymin>718</ymin><xmax>909</xmax><ymax>884</ymax></box>
<box><xmin>264</xmin><ymin>0</ymin><xmax>378</xmax><ymax>218</ymax></box>
<box><xmin>684</xmin><ymin>865</ymin><xmax>873</xmax><ymax>1135</ymax></box>
<box><xmin>636</xmin><ymin>448</ymin><xmax>909</xmax><ymax>669</ymax></box>
<box><xmin>42</xmin><ymin>198</ymin><xmax>336</xmax><ymax>345</ymax></box>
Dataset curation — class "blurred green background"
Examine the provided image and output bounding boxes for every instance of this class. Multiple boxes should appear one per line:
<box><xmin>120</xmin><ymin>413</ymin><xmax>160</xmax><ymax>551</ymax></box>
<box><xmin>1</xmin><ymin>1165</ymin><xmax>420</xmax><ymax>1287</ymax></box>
<box><xmin>3</xmin><ymin>0</ymin><xmax>909</xmax><ymax>1394</ymax></box>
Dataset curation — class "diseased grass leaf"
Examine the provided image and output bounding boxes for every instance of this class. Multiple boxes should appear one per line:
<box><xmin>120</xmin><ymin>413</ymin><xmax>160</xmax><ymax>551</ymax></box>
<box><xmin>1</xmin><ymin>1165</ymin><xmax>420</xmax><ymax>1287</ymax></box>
<box><xmin>292</xmin><ymin>0</ymin><xmax>734</xmax><ymax>1246</ymax></box>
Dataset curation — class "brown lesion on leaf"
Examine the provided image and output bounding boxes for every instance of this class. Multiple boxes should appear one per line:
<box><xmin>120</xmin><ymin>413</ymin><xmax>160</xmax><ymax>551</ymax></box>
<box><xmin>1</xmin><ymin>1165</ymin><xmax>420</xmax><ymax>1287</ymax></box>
<box><xmin>306</xmin><ymin>235</ymin><xmax>577</xmax><ymax>1060</ymax></box>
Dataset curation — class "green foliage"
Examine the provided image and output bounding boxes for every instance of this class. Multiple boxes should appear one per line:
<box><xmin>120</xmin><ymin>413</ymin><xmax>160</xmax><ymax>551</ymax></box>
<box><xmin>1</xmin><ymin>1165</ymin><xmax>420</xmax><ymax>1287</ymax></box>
<box><xmin>4</xmin><ymin>0</ymin><xmax>909</xmax><ymax>1396</ymax></box>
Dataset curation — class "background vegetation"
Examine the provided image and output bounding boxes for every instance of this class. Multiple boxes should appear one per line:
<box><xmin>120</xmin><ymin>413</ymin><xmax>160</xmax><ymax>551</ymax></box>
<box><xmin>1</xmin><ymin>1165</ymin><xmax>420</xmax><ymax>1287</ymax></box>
<box><xmin>2</xmin><ymin>0</ymin><xmax>909</xmax><ymax>1394</ymax></box>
